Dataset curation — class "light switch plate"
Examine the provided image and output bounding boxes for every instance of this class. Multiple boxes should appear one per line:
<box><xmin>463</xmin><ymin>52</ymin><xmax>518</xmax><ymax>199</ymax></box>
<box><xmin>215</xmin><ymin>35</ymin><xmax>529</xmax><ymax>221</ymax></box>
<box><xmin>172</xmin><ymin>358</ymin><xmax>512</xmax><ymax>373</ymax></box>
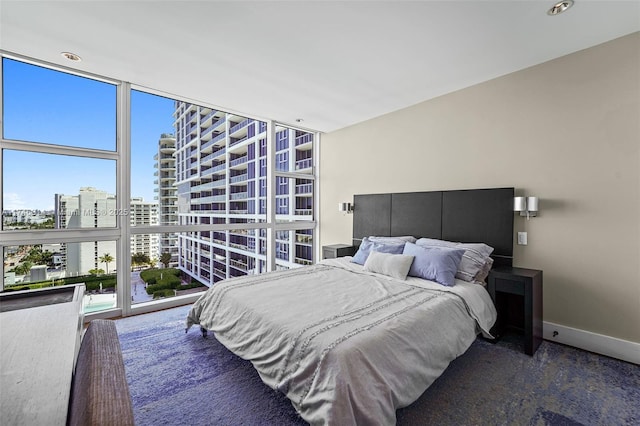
<box><xmin>517</xmin><ymin>232</ymin><xmax>528</xmax><ymax>245</ymax></box>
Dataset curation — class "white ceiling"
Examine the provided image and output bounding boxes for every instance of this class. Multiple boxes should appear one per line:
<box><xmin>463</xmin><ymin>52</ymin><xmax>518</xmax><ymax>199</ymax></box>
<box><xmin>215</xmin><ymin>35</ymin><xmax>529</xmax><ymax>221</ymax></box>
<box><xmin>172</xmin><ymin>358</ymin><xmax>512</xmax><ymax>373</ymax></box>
<box><xmin>1</xmin><ymin>1</ymin><xmax>638</xmax><ymax>133</ymax></box>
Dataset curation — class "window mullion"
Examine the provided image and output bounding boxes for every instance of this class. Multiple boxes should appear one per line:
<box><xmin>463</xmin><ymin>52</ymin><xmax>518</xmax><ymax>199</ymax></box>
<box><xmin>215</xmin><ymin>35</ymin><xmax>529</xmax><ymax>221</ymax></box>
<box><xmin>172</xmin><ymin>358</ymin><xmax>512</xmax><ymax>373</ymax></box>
<box><xmin>266</xmin><ymin>121</ymin><xmax>276</xmax><ymax>272</ymax></box>
<box><xmin>118</xmin><ymin>82</ymin><xmax>132</xmax><ymax>316</ymax></box>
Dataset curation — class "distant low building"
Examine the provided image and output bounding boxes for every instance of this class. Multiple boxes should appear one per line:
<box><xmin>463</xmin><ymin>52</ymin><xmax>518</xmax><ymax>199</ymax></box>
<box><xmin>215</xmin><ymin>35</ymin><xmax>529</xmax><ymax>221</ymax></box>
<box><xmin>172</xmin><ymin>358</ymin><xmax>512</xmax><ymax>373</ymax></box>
<box><xmin>29</xmin><ymin>265</ymin><xmax>48</xmax><ymax>283</ymax></box>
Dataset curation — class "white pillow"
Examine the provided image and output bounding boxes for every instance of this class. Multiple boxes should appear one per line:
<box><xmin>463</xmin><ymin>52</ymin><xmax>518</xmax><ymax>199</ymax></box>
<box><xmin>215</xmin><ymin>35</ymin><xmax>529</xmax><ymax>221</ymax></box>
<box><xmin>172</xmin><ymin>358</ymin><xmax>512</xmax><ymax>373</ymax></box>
<box><xmin>363</xmin><ymin>251</ymin><xmax>414</xmax><ymax>280</ymax></box>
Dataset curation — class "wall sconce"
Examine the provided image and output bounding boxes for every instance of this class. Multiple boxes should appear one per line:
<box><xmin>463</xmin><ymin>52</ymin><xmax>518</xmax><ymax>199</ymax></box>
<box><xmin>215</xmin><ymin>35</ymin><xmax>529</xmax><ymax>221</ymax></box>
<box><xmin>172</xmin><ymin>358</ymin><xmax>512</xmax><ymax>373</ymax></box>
<box><xmin>514</xmin><ymin>196</ymin><xmax>539</xmax><ymax>220</ymax></box>
<box><xmin>338</xmin><ymin>202</ymin><xmax>353</xmax><ymax>214</ymax></box>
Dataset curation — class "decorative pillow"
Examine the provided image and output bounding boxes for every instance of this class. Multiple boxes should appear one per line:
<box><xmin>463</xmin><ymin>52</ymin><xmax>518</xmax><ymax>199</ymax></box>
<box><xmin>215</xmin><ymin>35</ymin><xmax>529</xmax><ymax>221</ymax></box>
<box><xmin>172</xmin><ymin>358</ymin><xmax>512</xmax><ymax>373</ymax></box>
<box><xmin>368</xmin><ymin>235</ymin><xmax>417</xmax><ymax>244</ymax></box>
<box><xmin>351</xmin><ymin>238</ymin><xmax>406</xmax><ymax>265</ymax></box>
<box><xmin>474</xmin><ymin>257</ymin><xmax>494</xmax><ymax>283</ymax></box>
<box><xmin>363</xmin><ymin>251</ymin><xmax>414</xmax><ymax>280</ymax></box>
<box><xmin>415</xmin><ymin>238</ymin><xmax>494</xmax><ymax>283</ymax></box>
<box><xmin>403</xmin><ymin>242</ymin><xmax>465</xmax><ymax>287</ymax></box>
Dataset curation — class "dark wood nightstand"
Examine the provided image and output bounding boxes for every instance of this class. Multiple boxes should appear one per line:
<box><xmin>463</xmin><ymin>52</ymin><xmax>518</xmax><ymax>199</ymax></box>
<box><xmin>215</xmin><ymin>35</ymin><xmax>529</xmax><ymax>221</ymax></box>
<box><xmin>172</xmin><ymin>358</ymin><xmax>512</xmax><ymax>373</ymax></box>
<box><xmin>322</xmin><ymin>244</ymin><xmax>356</xmax><ymax>259</ymax></box>
<box><xmin>488</xmin><ymin>267</ymin><xmax>543</xmax><ymax>356</ymax></box>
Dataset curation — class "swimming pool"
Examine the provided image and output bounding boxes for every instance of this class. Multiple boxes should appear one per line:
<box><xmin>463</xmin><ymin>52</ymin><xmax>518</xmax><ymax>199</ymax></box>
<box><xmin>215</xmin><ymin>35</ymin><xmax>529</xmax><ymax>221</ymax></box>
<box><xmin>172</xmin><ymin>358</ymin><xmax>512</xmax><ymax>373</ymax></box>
<box><xmin>83</xmin><ymin>294</ymin><xmax>116</xmax><ymax>313</ymax></box>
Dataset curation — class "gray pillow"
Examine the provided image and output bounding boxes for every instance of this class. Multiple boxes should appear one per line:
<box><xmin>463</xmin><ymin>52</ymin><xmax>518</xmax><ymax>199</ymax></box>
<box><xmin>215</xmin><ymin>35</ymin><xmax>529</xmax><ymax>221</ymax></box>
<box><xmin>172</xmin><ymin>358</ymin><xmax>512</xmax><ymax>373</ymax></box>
<box><xmin>363</xmin><ymin>251</ymin><xmax>414</xmax><ymax>280</ymax></box>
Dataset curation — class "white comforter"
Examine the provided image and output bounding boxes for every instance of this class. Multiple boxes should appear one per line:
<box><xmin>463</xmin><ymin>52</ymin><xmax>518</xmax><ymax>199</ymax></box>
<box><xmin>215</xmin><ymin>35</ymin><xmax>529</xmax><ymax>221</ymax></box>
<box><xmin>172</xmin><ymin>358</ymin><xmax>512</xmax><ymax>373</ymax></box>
<box><xmin>186</xmin><ymin>257</ymin><xmax>496</xmax><ymax>425</ymax></box>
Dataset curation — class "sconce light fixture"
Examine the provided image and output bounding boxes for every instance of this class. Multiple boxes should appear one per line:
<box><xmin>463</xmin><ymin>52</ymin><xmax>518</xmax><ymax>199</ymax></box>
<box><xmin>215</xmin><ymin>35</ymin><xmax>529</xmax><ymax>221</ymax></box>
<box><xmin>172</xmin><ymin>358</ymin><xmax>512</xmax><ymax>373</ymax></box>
<box><xmin>338</xmin><ymin>202</ymin><xmax>353</xmax><ymax>214</ymax></box>
<box><xmin>514</xmin><ymin>196</ymin><xmax>539</xmax><ymax>220</ymax></box>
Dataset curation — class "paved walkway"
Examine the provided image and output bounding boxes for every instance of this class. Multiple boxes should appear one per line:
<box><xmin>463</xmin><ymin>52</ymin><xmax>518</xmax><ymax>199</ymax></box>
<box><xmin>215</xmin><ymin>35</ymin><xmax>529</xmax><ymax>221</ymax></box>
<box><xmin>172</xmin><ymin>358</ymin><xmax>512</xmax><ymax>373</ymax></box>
<box><xmin>131</xmin><ymin>271</ymin><xmax>153</xmax><ymax>304</ymax></box>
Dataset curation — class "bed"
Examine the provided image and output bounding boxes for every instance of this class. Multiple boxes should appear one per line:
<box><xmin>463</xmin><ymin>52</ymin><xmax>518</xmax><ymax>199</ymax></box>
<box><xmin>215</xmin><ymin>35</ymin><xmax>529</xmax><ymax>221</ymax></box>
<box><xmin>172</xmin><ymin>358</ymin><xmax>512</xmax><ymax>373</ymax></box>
<box><xmin>186</xmin><ymin>187</ymin><xmax>514</xmax><ymax>425</ymax></box>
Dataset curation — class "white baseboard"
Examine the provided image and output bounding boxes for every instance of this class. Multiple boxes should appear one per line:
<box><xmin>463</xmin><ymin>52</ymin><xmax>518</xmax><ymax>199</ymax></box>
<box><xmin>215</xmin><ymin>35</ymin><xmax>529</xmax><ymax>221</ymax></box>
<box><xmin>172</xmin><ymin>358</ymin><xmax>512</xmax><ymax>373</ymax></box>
<box><xmin>543</xmin><ymin>321</ymin><xmax>640</xmax><ymax>365</ymax></box>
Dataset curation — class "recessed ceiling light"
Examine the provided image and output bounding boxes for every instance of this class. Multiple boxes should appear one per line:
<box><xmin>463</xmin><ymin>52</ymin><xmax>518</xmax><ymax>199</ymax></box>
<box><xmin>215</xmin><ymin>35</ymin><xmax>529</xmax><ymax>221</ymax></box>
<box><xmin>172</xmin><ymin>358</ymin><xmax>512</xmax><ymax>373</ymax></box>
<box><xmin>548</xmin><ymin>0</ymin><xmax>574</xmax><ymax>16</ymax></box>
<box><xmin>61</xmin><ymin>52</ymin><xmax>82</xmax><ymax>62</ymax></box>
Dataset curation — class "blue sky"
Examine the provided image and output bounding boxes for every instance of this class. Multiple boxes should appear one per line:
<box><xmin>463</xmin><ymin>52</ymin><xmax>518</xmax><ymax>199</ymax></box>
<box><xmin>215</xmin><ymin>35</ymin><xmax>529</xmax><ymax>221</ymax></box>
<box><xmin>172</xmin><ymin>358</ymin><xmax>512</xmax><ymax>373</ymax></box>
<box><xmin>2</xmin><ymin>58</ymin><xmax>175</xmax><ymax>211</ymax></box>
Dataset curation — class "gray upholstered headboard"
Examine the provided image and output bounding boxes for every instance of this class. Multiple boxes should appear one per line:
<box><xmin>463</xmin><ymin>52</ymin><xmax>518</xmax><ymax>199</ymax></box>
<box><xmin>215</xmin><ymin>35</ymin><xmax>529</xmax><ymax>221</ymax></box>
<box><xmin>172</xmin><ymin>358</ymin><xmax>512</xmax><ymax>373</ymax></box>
<box><xmin>352</xmin><ymin>187</ymin><xmax>514</xmax><ymax>267</ymax></box>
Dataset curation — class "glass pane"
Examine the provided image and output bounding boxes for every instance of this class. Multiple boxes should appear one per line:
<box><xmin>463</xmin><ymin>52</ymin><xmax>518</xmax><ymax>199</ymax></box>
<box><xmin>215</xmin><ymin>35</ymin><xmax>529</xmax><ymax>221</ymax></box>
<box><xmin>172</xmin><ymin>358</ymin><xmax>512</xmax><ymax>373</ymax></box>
<box><xmin>178</xmin><ymin>229</ymin><xmax>268</xmax><ymax>286</ymax></box>
<box><xmin>275</xmin><ymin>229</ymin><xmax>314</xmax><ymax>268</ymax></box>
<box><xmin>275</xmin><ymin>125</ymin><xmax>314</xmax><ymax>173</ymax></box>
<box><xmin>130</xmin><ymin>232</ymin><xmax>205</xmax><ymax>305</ymax></box>
<box><xmin>275</xmin><ymin>176</ymin><xmax>314</xmax><ymax>221</ymax></box>
<box><xmin>131</xmin><ymin>90</ymin><xmax>177</xmax><ymax>227</ymax></box>
<box><xmin>174</xmin><ymin>102</ymin><xmax>267</xmax><ymax>221</ymax></box>
<box><xmin>2</xmin><ymin>150</ymin><xmax>116</xmax><ymax>230</ymax></box>
<box><xmin>2</xmin><ymin>58</ymin><xmax>116</xmax><ymax>150</ymax></box>
<box><xmin>2</xmin><ymin>242</ymin><xmax>118</xmax><ymax>314</ymax></box>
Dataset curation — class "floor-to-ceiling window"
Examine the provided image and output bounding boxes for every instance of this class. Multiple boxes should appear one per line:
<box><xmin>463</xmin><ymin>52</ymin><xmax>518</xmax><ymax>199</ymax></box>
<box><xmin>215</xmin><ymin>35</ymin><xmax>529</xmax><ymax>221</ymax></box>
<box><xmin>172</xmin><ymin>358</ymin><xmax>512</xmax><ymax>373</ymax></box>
<box><xmin>0</xmin><ymin>55</ymin><xmax>318</xmax><ymax>319</ymax></box>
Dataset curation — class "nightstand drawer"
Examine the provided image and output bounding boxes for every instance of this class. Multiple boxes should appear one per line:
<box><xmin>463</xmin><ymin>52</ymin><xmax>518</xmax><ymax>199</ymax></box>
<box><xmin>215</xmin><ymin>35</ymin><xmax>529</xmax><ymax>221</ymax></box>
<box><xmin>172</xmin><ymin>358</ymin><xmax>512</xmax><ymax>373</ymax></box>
<box><xmin>322</xmin><ymin>244</ymin><xmax>356</xmax><ymax>259</ymax></box>
<box><xmin>494</xmin><ymin>278</ymin><xmax>525</xmax><ymax>296</ymax></box>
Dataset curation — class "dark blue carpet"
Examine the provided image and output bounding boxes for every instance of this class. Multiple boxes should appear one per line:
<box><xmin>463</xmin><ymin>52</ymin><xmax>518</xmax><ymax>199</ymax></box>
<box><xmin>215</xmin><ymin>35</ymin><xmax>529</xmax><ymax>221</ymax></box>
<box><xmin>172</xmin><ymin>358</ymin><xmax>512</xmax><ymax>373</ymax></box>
<box><xmin>115</xmin><ymin>305</ymin><xmax>640</xmax><ymax>425</ymax></box>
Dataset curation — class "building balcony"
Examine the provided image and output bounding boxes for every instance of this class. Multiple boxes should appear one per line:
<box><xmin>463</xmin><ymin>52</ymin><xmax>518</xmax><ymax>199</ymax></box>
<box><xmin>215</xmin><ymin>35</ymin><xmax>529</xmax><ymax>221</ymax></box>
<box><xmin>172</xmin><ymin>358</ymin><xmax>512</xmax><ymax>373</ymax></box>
<box><xmin>200</xmin><ymin>139</ymin><xmax>215</xmax><ymax>153</ymax></box>
<box><xmin>295</xmin><ymin>133</ymin><xmax>313</xmax><ymax>147</ymax></box>
<box><xmin>229</xmin><ymin>173</ymin><xmax>248</xmax><ymax>184</ymax></box>
<box><xmin>211</xmin><ymin>132</ymin><xmax>226</xmax><ymax>145</ymax></box>
<box><xmin>229</xmin><ymin>192</ymin><xmax>248</xmax><ymax>201</ymax></box>
<box><xmin>186</xmin><ymin>123</ymin><xmax>197</xmax><ymax>134</ymax></box>
<box><xmin>200</xmin><ymin>151</ymin><xmax>216</xmax><ymax>164</ymax></box>
<box><xmin>211</xmin><ymin>163</ymin><xmax>227</xmax><ymax>173</ymax></box>
<box><xmin>295</xmin><ymin>183</ymin><xmax>313</xmax><ymax>195</ymax></box>
<box><xmin>295</xmin><ymin>158</ymin><xmax>313</xmax><ymax>171</ymax></box>
<box><xmin>229</xmin><ymin>136</ymin><xmax>248</xmax><ymax>148</ymax></box>
<box><xmin>229</xmin><ymin>242</ymin><xmax>248</xmax><ymax>251</ymax></box>
<box><xmin>294</xmin><ymin>208</ymin><xmax>313</xmax><ymax>216</ymax></box>
<box><xmin>212</xmin><ymin>147</ymin><xmax>226</xmax><ymax>159</ymax></box>
<box><xmin>200</xmin><ymin>109</ymin><xmax>219</xmax><ymax>126</ymax></box>
<box><xmin>229</xmin><ymin>155</ymin><xmax>248</xmax><ymax>168</ymax></box>
<box><xmin>229</xmin><ymin>258</ymin><xmax>248</xmax><ymax>271</ymax></box>
<box><xmin>191</xmin><ymin>195</ymin><xmax>225</xmax><ymax>204</ymax></box>
<box><xmin>200</xmin><ymin>167</ymin><xmax>214</xmax><ymax>177</ymax></box>
<box><xmin>229</xmin><ymin>118</ymin><xmax>252</xmax><ymax>135</ymax></box>
<box><xmin>201</xmin><ymin>118</ymin><xmax>225</xmax><ymax>140</ymax></box>
<box><xmin>190</xmin><ymin>181</ymin><xmax>212</xmax><ymax>192</ymax></box>
<box><xmin>295</xmin><ymin>233</ymin><xmax>313</xmax><ymax>244</ymax></box>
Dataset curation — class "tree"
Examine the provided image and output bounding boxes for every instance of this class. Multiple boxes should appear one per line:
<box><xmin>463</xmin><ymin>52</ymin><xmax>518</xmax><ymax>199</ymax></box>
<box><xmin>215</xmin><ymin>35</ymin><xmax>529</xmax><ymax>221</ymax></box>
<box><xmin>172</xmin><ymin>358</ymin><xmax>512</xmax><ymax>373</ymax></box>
<box><xmin>99</xmin><ymin>253</ymin><xmax>114</xmax><ymax>274</ymax></box>
<box><xmin>13</xmin><ymin>261</ymin><xmax>33</xmax><ymax>275</ymax></box>
<box><xmin>132</xmin><ymin>252</ymin><xmax>151</xmax><ymax>267</ymax></box>
<box><xmin>160</xmin><ymin>252</ymin><xmax>172</xmax><ymax>268</ymax></box>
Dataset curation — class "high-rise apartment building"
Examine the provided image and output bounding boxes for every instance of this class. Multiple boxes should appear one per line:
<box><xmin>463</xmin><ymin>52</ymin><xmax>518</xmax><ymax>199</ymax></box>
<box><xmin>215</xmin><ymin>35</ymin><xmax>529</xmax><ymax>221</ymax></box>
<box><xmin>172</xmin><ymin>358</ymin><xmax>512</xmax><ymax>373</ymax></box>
<box><xmin>55</xmin><ymin>188</ymin><xmax>159</xmax><ymax>275</ymax></box>
<box><xmin>130</xmin><ymin>197</ymin><xmax>159</xmax><ymax>260</ymax></box>
<box><xmin>173</xmin><ymin>102</ymin><xmax>314</xmax><ymax>286</ymax></box>
<box><xmin>55</xmin><ymin>187</ymin><xmax>117</xmax><ymax>275</ymax></box>
<box><xmin>154</xmin><ymin>133</ymin><xmax>179</xmax><ymax>267</ymax></box>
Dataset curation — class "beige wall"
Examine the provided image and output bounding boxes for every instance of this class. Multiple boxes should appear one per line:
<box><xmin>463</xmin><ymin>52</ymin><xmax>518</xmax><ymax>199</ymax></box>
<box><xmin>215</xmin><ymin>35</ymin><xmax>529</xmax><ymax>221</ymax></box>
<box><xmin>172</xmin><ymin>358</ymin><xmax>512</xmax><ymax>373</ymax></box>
<box><xmin>319</xmin><ymin>32</ymin><xmax>640</xmax><ymax>344</ymax></box>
